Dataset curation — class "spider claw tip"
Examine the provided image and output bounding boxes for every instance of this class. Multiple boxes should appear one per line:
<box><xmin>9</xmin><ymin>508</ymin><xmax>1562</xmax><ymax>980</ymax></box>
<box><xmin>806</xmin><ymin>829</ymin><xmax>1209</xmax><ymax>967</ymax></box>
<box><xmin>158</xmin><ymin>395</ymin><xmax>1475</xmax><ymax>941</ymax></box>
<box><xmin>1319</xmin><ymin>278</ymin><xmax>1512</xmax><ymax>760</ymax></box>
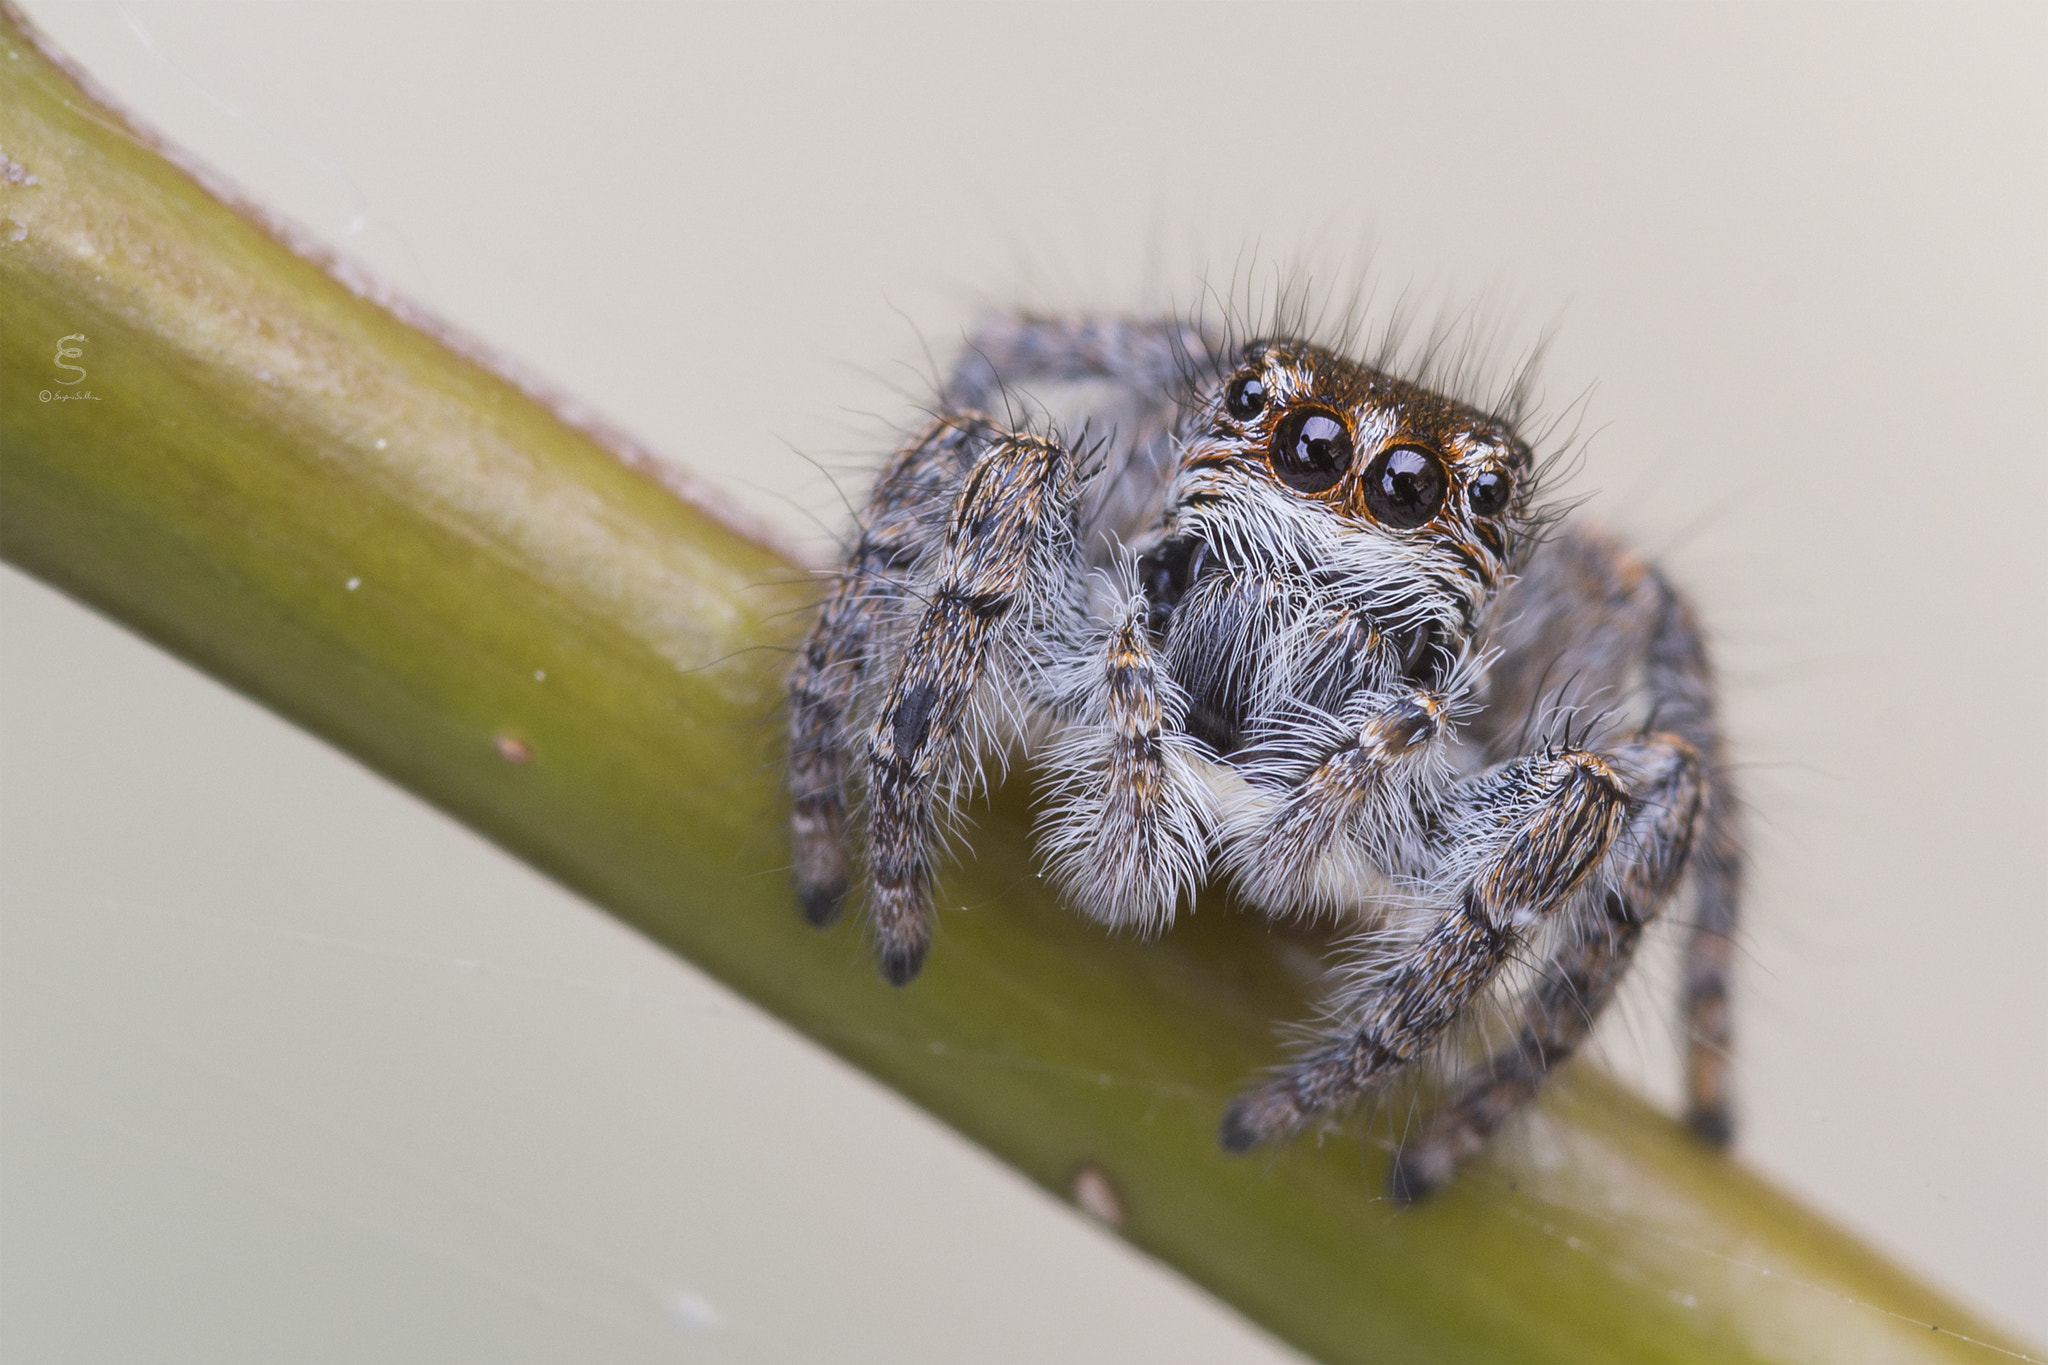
<box><xmin>1217</xmin><ymin>1098</ymin><xmax>1268</xmax><ymax>1154</ymax></box>
<box><xmin>878</xmin><ymin>942</ymin><xmax>928</xmax><ymax>987</ymax></box>
<box><xmin>1685</xmin><ymin>1103</ymin><xmax>1735</xmax><ymax>1150</ymax></box>
<box><xmin>798</xmin><ymin>884</ymin><xmax>846</xmax><ymax>928</ymax></box>
<box><xmin>1385</xmin><ymin>1152</ymin><xmax>1441</xmax><ymax>1205</ymax></box>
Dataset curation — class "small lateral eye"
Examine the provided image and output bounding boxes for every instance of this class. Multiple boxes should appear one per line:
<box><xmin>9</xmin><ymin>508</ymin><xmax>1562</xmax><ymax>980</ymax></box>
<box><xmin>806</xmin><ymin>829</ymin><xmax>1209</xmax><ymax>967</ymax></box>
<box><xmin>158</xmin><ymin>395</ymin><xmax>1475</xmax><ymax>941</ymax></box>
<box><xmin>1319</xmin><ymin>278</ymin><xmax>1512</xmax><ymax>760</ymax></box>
<box><xmin>1361</xmin><ymin>445</ymin><xmax>1448</xmax><ymax>528</ymax></box>
<box><xmin>1468</xmin><ymin>468</ymin><xmax>1513</xmax><ymax>517</ymax></box>
<box><xmin>1224</xmin><ymin>373</ymin><xmax>1268</xmax><ymax>420</ymax></box>
<box><xmin>1269</xmin><ymin>407</ymin><xmax>1354</xmax><ymax>494</ymax></box>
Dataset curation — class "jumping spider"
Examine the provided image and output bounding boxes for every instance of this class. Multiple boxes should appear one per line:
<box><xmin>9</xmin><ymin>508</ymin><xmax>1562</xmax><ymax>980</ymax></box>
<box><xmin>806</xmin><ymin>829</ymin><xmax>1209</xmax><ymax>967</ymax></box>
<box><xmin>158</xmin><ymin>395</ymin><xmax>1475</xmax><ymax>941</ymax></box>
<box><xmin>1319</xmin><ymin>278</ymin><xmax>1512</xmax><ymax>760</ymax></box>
<box><xmin>786</xmin><ymin>312</ymin><xmax>1741</xmax><ymax>1200</ymax></box>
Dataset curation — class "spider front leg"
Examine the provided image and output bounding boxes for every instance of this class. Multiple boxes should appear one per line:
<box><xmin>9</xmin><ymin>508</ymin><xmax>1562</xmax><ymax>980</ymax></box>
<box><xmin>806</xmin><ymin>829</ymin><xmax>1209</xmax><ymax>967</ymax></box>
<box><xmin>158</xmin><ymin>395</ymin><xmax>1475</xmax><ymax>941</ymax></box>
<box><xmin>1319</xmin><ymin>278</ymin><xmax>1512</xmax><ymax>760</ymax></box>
<box><xmin>787</xmin><ymin>416</ymin><xmax>994</xmax><ymax>926</ymax></box>
<box><xmin>863</xmin><ymin>429</ymin><xmax>1082</xmax><ymax>984</ymax></box>
<box><xmin>1220</xmin><ymin>738</ymin><xmax>1697</xmax><ymax>1156</ymax></box>
<box><xmin>1387</xmin><ymin>735</ymin><xmax>1705</xmax><ymax>1201</ymax></box>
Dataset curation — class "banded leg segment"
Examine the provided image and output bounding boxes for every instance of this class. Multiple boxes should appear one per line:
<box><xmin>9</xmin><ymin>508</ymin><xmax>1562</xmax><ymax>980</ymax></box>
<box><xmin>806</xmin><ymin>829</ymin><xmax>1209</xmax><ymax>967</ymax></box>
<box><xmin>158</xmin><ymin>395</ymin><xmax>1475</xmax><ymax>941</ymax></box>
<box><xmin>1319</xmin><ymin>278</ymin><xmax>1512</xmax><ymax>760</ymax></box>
<box><xmin>1386</xmin><ymin>735</ymin><xmax>1705</xmax><ymax>1200</ymax></box>
<box><xmin>787</xmin><ymin>416</ymin><xmax>992</xmax><ymax>925</ymax></box>
<box><xmin>1220</xmin><ymin>746</ymin><xmax>1636</xmax><ymax>1152</ymax></box>
<box><xmin>1644</xmin><ymin>581</ymin><xmax>1745</xmax><ymax>1147</ymax></box>
<box><xmin>1682</xmin><ymin>841</ymin><xmax>1741</xmax><ymax>1146</ymax></box>
<box><xmin>1037</xmin><ymin>601</ymin><xmax>1212</xmax><ymax>932</ymax></box>
<box><xmin>865</xmin><ymin>432</ymin><xmax>1080</xmax><ymax>983</ymax></box>
<box><xmin>1388</xmin><ymin>889</ymin><xmax>1649</xmax><ymax>1203</ymax></box>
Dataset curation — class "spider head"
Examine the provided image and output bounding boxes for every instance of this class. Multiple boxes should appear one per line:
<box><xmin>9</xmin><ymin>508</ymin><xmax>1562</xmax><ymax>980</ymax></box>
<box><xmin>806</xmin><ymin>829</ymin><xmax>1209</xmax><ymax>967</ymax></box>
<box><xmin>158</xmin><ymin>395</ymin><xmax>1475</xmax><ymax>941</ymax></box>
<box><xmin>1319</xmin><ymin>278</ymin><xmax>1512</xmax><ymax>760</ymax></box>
<box><xmin>1188</xmin><ymin>339</ymin><xmax>1531</xmax><ymax>561</ymax></box>
<box><xmin>1147</xmin><ymin>340</ymin><xmax>1536</xmax><ymax>706</ymax></box>
<box><xmin>1171</xmin><ymin>340</ymin><xmax>1532</xmax><ymax>591</ymax></box>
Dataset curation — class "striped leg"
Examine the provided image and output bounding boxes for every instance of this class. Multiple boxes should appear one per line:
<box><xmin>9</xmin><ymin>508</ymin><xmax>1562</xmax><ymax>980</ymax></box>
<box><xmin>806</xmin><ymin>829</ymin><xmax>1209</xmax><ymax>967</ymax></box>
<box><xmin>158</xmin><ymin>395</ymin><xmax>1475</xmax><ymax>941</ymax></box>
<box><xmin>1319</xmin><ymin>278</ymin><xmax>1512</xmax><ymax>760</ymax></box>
<box><xmin>786</xmin><ymin>416</ymin><xmax>990</xmax><ymax>926</ymax></box>
<box><xmin>1220</xmin><ymin>736</ymin><xmax>1698</xmax><ymax>1156</ymax></box>
<box><xmin>1386</xmin><ymin>736</ymin><xmax>1705</xmax><ymax>1200</ymax></box>
<box><xmin>1468</xmin><ymin>531</ymin><xmax>1745</xmax><ymax>1152</ymax></box>
<box><xmin>1036</xmin><ymin>600</ymin><xmax>1213</xmax><ymax>933</ymax></box>
<box><xmin>1643</xmin><ymin>584</ymin><xmax>1745</xmax><ymax>1147</ymax></box>
<box><xmin>864</xmin><ymin>430</ymin><xmax>1080</xmax><ymax>983</ymax></box>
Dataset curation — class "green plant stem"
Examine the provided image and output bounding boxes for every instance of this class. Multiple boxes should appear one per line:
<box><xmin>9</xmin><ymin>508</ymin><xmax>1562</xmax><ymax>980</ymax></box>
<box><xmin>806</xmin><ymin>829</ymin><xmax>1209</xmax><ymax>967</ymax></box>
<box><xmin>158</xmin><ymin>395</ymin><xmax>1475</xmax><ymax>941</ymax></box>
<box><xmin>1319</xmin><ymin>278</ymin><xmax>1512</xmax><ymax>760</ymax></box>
<box><xmin>0</xmin><ymin>12</ymin><xmax>2031</xmax><ymax>1363</ymax></box>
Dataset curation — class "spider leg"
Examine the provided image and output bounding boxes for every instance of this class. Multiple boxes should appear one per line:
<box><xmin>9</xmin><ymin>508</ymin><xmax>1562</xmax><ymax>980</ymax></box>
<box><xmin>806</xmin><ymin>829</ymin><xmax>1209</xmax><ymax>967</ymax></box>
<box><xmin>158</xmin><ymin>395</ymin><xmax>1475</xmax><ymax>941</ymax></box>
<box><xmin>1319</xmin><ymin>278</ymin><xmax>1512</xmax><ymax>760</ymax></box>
<box><xmin>1474</xmin><ymin>529</ymin><xmax>1744</xmax><ymax>1148</ymax></box>
<box><xmin>786</xmin><ymin>415</ymin><xmax>991</xmax><ymax>925</ymax></box>
<box><xmin>1644</xmin><ymin>583</ymin><xmax>1744</xmax><ymax>1147</ymax></box>
<box><xmin>1220</xmin><ymin>735</ymin><xmax>1700</xmax><ymax>1154</ymax></box>
<box><xmin>945</xmin><ymin>313</ymin><xmax>1224</xmax><ymax>555</ymax></box>
<box><xmin>943</xmin><ymin>313</ymin><xmax>1220</xmax><ymax>413</ymax></box>
<box><xmin>1035</xmin><ymin>599</ymin><xmax>1213</xmax><ymax>932</ymax></box>
<box><xmin>864</xmin><ymin>429</ymin><xmax>1081</xmax><ymax>984</ymax></box>
<box><xmin>1386</xmin><ymin>735</ymin><xmax>1704</xmax><ymax>1201</ymax></box>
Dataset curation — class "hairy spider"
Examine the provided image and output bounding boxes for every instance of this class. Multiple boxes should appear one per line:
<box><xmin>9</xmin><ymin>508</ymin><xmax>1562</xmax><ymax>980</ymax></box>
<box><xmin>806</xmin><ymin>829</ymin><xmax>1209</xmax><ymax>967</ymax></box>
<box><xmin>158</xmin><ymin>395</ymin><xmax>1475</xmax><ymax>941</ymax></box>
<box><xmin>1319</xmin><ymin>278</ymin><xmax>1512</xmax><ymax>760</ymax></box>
<box><xmin>785</xmin><ymin>311</ymin><xmax>1741</xmax><ymax>1200</ymax></box>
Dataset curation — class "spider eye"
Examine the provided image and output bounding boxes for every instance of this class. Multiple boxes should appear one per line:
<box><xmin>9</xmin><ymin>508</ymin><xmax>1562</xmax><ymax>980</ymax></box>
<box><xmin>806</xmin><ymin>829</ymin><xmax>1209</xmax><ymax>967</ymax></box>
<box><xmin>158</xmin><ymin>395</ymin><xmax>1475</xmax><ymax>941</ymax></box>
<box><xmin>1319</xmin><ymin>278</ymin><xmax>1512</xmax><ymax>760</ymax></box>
<box><xmin>1361</xmin><ymin>445</ymin><xmax>1448</xmax><ymax>527</ymax></box>
<box><xmin>1468</xmin><ymin>469</ymin><xmax>1513</xmax><ymax>517</ymax></box>
<box><xmin>1269</xmin><ymin>407</ymin><xmax>1354</xmax><ymax>494</ymax></box>
<box><xmin>1224</xmin><ymin>373</ymin><xmax>1268</xmax><ymax>420</ymax></box>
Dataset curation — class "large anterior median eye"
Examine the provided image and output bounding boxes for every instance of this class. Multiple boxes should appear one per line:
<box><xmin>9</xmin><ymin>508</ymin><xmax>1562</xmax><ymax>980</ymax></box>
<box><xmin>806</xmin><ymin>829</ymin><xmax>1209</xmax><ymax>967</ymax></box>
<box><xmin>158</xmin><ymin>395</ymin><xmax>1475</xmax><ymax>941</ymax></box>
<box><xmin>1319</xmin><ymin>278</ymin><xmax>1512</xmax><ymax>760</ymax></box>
<box><xmin>1361</xmin><ymin>445</ymin><xmax>1448</xmax><ymax>527</ymax></box>
<box><xmin>1269</xmin><ymin>407</ymin><xmax>1354</xmax><ymax>494</ymax></box>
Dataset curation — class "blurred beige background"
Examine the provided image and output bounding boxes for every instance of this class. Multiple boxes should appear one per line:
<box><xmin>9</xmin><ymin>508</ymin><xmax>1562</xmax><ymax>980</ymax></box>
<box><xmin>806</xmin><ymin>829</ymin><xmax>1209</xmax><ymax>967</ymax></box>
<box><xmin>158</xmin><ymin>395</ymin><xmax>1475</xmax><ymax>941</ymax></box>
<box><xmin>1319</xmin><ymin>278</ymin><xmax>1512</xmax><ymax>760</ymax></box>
<box><xmin>3</xmin><ymin>3</ymin><xmax>2043</xmax><ymax>1361</ymax></box>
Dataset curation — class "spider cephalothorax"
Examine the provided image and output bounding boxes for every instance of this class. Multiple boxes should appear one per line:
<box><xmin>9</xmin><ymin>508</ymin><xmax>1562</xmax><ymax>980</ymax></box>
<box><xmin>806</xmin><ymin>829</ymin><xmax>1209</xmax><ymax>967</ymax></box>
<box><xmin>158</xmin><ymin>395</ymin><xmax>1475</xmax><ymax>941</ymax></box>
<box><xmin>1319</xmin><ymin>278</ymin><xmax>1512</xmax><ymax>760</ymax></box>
<box><xmin>786</xmin><ymin>313</ymin><xmax>1741</xmax><ymax>1199</ymax></box>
